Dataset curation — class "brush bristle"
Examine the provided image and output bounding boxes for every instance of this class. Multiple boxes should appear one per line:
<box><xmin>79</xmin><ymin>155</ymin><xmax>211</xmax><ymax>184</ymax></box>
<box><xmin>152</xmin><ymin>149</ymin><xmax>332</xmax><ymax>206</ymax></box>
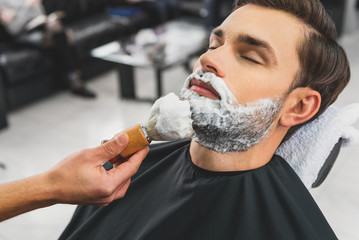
<box><xmin>144</xmin><ymin>93</ymin><xmax>194</xmax><ymax>141</ymax></box>
<box><xmin>144</xmin><ymin>119</ymin><xmax>163</xmax><ymax>141</ymax></box>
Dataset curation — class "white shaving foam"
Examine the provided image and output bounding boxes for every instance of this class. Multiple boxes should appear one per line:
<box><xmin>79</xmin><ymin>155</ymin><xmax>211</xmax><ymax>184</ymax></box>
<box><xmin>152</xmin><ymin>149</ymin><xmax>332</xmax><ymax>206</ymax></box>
<box><xmin>180</xmin><ymin>67</ymin><xmax>283</xmax><ymax>153</ymax></box>
<box><xmin>145</xmin><ymin>93</ymin><xmax>194</xmax><ymax>141</ymax></box>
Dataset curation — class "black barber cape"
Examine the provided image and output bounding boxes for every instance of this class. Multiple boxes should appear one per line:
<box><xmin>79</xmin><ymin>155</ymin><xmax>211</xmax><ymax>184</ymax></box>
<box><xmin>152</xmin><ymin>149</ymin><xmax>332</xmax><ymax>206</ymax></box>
<box><xmin>60</xmin><ymin>140</ymin><xmax>337</xmax><ymax>240</ymax></box>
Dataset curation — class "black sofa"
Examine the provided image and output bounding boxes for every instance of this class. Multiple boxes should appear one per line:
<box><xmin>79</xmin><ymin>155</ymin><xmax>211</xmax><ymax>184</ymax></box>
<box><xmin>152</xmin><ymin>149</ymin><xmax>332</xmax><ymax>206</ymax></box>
<box><xmin>0</xmin><ymin>0</ymin><xmax>178</xmax><ymax>129</ymax></box>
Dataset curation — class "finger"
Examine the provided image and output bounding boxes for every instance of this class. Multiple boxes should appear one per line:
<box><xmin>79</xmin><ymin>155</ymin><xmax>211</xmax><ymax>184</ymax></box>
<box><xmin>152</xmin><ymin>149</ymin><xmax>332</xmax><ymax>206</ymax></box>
<box><xmin>94</xmin><ymin>133</ymin><xmax>129</xmax><ymax>161</ymax></box>
<box><xmin>103</xmin><ymin>155</ymin><xmax>127</xmax><ymax>171</ymax></box>
<box><xmin>109</xmin><ymin>154</ymin><xmax>127</xmax><ymax>165</ymax></box>
<box><xmin>112</xmin><ymin>132</ymin><xmax>122</xmax><ymax>139</ymax></box>
<box><xmin>91</xmin><ymin>179</ymin><xmax>131</xmax><ymax>206</ymax></box>
<box><xmin>111</xmin><ymin>147</ymin><xmax>149</xmax><ymax>182</ymax></box>
<box><xmin>101</xmin><ymin>130</ymin><xmax>122</xmax><ymax>145</ymax></box>
<box><xmin>113</xmin><ymin>179</ymin><xmax>131</xmax><ymax>200</ymax></box>
<box><xmin>120</xmin><ymin>147</ymin><xmax>149</xmax><ymax>174</ymax></box>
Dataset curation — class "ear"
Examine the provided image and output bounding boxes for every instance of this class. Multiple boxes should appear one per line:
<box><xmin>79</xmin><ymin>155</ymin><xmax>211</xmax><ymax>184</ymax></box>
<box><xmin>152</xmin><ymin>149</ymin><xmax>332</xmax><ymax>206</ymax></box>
<box><xmin>280</xmin><ymin>88</ymin><xmax>321</xmax><ymax>128</ymax></box>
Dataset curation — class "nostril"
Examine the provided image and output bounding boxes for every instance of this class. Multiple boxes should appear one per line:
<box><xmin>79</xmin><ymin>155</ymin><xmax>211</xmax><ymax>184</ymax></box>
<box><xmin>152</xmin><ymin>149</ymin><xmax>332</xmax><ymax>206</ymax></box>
<box><xmin>206</xmin><ymin>65</ymin><xmax>217</xmax><ymax>74</ymax></box>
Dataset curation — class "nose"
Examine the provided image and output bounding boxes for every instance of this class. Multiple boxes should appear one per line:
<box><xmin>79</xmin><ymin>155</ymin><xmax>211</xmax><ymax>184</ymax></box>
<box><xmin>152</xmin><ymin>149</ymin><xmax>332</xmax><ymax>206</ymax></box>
<box><xmin>197</xmin><ymin>47</ymin><xmax>226</xmax><ymax>78</ymax></box>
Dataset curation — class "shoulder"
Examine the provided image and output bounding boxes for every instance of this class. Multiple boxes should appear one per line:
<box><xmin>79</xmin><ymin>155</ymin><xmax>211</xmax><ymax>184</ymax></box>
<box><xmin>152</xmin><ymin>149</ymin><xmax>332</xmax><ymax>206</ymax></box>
<box><xmin>261</xmin><ymin>155</ymin><xmax>337</xmax><ymax>238</ymax></box>
<box><xmin>265</xmin><ymin>155</ymin><xmax>313</xmax><ymax>199</ymax></box>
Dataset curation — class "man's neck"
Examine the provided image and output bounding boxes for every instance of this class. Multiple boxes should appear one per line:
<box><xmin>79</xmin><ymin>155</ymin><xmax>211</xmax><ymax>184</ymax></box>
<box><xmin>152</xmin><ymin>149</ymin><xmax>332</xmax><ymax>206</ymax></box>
<box><xmin>189</xmin><ymin>136</ymin><xmax>281</xmax><ymax>172</ymax></box>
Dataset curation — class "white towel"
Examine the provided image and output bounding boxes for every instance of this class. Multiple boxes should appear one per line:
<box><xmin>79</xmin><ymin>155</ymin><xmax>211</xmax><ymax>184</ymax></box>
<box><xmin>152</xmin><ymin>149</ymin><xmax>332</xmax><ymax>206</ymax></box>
<box><xmin>275</xmin><ymin>103</ymin><xmax>359</xmax><ymax>189</ymax></box>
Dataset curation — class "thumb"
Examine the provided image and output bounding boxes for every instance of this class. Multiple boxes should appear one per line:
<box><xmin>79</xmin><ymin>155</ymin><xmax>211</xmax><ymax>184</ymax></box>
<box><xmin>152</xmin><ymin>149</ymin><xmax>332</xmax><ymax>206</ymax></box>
<box><xmin>94</xmin><ymin>133</ymin><xmax>129</xmax><ymax>161</ymax></box>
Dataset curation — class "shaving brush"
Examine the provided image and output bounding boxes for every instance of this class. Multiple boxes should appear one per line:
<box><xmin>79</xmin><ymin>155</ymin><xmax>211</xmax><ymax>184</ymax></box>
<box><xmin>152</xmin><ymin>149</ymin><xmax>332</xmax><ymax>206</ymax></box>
<box><xmin>112</xmin><ymin>93</ymin><xmax>193</xmax><ymax>160</ymax></box>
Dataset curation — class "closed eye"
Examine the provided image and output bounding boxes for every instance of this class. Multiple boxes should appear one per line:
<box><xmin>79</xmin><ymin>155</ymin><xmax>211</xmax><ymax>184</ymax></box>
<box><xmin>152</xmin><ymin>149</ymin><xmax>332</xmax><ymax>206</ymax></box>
<box><xmin>241</xmin><ymin>56</ymin><xmax>260</xmax><ymax>64</ymax></box>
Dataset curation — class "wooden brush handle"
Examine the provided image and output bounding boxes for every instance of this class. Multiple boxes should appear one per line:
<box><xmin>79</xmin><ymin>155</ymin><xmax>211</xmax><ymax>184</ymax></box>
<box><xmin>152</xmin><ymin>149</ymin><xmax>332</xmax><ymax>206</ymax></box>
<box><xmin>119</xmin><ymin>124</ymin><xmax>150</xmax><ymax>159</ymax></box>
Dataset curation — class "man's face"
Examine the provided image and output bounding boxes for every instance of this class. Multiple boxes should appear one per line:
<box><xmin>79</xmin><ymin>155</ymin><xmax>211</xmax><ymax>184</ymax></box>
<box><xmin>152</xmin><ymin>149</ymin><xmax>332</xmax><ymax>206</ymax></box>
<box><xmin>192</xmin><ymin>4</ymin><xmax>302</xmax><ymax>104</ymax></box>
<box><xmin>181</xmin><ymin>4</ymin><xmax>305</xmax><ymax>153</ymax></box>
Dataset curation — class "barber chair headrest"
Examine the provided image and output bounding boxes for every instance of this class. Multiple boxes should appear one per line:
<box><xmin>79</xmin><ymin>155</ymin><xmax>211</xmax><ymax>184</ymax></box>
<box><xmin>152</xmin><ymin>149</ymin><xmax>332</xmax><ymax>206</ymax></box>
<box><xmin>276</xmin><ymin>103</ymin><xmax>359</xmax><ymax>189</ymax></box>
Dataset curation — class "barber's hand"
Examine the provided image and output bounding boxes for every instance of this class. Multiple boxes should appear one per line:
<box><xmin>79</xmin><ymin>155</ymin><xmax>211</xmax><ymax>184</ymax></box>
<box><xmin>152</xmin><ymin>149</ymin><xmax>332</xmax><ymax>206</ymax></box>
<box><xmin>44</xmin><ymin>133</ymin><xmax>149</xmax><ymax>206</ymax></box>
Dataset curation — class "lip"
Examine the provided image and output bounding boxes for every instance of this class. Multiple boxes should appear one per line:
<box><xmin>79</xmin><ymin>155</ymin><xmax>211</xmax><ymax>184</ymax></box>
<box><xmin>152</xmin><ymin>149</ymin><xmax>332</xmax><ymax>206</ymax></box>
<box><xmin>190</xmin><ymin>78</ymin><xmax>221</xmax><ymax>100</ymax></box>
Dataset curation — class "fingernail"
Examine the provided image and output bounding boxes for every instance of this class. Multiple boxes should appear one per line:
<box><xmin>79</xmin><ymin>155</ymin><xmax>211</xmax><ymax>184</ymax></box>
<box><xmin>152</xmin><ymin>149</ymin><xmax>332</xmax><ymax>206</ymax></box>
<box><xmin>117</xmin><ymin>133</ymin><xmax>128</xmax><ymax>144</ymax></box>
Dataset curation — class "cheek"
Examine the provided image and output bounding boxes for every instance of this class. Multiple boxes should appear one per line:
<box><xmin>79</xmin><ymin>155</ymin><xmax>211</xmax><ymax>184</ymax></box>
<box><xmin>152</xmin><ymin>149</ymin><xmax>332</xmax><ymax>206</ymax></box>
<box><xmin>226</xmin><ymin>71</ymin><xmax>268</xmax><ymax>104</ymax></box>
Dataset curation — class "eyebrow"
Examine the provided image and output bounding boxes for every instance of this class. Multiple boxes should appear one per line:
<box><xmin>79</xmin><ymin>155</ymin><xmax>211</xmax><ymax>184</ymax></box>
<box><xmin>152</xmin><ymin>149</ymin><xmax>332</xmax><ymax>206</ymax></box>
<box><xmin>211</xmin><ymin>28</ymin><xmax>278</xmax><ymax>66</ymax></box>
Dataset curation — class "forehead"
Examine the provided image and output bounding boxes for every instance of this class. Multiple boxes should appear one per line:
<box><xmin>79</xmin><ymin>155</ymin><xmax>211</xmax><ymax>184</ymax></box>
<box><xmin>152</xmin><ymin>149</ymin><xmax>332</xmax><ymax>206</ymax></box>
<box><xmin>219</xmin><ymin>4</ymin><xmax>304</xmax><ymax>67</ymax></box>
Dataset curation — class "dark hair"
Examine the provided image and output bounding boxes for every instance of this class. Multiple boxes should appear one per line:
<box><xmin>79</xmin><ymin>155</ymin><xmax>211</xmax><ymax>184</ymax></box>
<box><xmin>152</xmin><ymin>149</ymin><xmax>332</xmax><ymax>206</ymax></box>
<box><xmin>233</xmin><ymin>0</ymin><xmax>351</xmax><ymax>142</ymax></box>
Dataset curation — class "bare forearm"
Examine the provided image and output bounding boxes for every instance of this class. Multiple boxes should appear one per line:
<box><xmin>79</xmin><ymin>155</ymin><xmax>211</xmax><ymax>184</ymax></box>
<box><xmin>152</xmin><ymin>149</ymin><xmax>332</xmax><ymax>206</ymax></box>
<box><xmin>0</xmin><ymin>134</ymin><xmax>148</xmax><ymax>222</ymax></box>
<box><xmin>0</xmin><ymin>173</ymin><xmax>56</xmax><ymax>222</ymax></box>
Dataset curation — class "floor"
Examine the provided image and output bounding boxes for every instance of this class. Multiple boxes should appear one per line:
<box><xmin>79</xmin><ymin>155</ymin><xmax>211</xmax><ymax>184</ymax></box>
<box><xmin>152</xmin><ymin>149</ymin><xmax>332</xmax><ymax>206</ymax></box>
<box><xmin>0</xmin><ymin>30</ymin><xmax>359</xmax><ymax>240</ymax></box>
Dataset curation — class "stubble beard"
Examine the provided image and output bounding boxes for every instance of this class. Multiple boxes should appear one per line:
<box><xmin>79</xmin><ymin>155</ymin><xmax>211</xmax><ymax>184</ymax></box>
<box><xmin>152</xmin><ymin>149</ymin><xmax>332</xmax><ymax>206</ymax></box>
<box><xmin>180</xmin><ymin>68</ymin><xmax>284</xmax><ymax>153</ymax></box>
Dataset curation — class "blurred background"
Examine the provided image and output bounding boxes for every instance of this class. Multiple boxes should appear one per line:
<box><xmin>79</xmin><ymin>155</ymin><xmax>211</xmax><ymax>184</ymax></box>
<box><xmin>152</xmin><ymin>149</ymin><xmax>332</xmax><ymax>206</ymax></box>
<box><xmin>0</xmin><ymin>0</ymin><xmax>358</xmax><ymax>239</ymax></box>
